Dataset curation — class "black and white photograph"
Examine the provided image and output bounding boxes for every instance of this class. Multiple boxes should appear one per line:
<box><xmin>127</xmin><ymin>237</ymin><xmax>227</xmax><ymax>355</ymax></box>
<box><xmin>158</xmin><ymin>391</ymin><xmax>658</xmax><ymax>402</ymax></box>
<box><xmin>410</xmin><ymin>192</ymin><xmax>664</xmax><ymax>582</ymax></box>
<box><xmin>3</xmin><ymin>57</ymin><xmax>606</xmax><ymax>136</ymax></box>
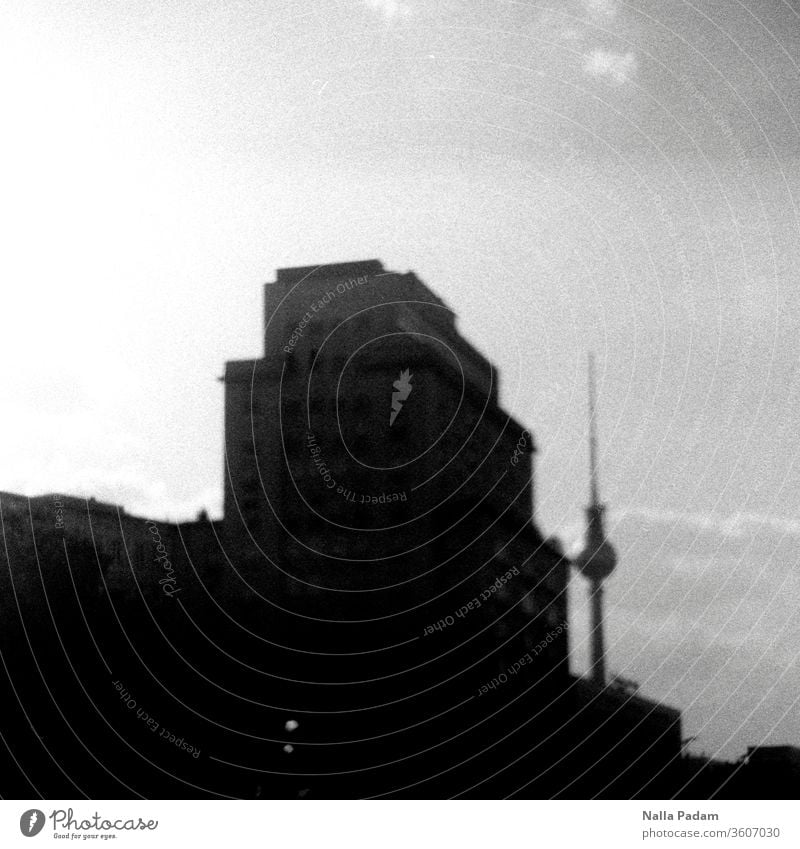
<box><xmin>2</xmin><ymin>0</ymin><xmax>800</xmax><ymax>839</ymax></box>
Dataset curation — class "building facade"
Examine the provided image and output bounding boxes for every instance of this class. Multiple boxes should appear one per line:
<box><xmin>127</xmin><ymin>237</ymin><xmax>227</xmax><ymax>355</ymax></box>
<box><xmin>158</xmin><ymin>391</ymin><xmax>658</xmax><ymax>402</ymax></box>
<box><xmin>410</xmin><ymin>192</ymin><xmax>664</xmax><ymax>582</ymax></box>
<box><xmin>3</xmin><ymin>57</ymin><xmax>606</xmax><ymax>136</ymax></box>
<box><xmin>218</xmin><ymin>260</ymin><xmax>571</xmax><ymax>795</ymax></box>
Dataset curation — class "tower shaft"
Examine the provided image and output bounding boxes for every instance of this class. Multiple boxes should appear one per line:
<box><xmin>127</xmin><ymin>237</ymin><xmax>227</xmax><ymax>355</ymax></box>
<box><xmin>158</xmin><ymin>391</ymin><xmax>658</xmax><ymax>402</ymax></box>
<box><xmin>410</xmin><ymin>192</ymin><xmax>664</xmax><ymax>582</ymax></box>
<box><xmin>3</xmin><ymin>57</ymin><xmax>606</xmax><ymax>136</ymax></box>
<box><xmin>590</xmin><ymin>579</ymin><xmax>606</xmax><ymax>687</ymax></box>
<box><xmin>573</xmin><ymin>352</ymin><xmax>616</xmax><ymax>688</ymax></box>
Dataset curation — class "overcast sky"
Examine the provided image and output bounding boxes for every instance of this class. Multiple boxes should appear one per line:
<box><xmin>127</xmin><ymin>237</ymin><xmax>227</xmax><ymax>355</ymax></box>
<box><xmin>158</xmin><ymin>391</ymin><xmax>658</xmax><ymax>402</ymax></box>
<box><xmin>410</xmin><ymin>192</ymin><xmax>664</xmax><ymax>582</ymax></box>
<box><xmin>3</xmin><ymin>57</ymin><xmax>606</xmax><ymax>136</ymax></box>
<box><xmin>3</xmin><ymin>0</ymin><xmax>799</xmax><ymax>762</ymax></box>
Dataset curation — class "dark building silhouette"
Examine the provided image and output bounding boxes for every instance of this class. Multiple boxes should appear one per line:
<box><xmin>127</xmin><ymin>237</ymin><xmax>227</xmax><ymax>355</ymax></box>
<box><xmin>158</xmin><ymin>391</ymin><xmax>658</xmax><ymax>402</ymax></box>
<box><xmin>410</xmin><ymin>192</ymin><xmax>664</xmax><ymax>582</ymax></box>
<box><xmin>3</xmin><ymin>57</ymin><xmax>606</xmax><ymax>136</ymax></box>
<box><xmin>736</xmin><ymin>746</ymin><xmax>800</xmax><ymax>799</ymax></box>
<box><xmin>217</xmin><ymin>260</ymin><xmax>571</xmax><ymax>796</ymax></box>
<box><xmin>677</xmin><ymin>745</ymin><xmax>800</xmax><ymax>800</ymax></box>
<box><xmin>4</xmin><ymin>259</ymin><xmax>791</xmax><ymax>799</ymax></box>
<box><xmin>211</xmin><ymin>259</ymin><xmax>686</xmax><ymax>797</ymax></box>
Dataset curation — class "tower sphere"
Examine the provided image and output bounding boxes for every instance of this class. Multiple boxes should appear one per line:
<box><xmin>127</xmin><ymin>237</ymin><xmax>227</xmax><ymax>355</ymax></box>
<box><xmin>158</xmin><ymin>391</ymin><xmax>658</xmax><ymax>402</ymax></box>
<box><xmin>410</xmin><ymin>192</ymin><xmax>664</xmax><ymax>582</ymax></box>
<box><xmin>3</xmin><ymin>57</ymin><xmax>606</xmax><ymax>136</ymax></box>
<box><xmin>573</xmin><ymin>504</ymin><xmax>617</xmax><ymax>582</ymax></box>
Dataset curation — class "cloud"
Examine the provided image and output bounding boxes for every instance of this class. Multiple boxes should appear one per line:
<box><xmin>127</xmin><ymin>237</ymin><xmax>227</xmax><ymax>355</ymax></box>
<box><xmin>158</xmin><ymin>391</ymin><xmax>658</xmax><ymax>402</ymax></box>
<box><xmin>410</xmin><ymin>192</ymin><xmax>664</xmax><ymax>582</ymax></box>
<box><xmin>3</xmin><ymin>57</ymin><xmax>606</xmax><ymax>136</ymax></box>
<box><xmin>363</xmin><ymin>0</ymin><xmax>411</xmax><ymax>22</ymax></box>
<box><xmin>586</xmin><ymin>0</ymin><xmax>618</xmax><ymax>18</ymax></box>
<box><xmin>583</xmin><ymin>49</ymin><xmax>637</xmax><ymax>84</ymax></box>
<box><xmin>614</xmin><ymin>506</ymin><xmax>800</xmax><ymax>542</ymax></box>
<box><xmin>558</xmin><ymin>505</ymin><xmax>800</xmax><ymax>562</ymax></box>
<box><xmin>532</xmin><ymin>3</ymin><xmax>636</xmax><ymax>85</ymax></box>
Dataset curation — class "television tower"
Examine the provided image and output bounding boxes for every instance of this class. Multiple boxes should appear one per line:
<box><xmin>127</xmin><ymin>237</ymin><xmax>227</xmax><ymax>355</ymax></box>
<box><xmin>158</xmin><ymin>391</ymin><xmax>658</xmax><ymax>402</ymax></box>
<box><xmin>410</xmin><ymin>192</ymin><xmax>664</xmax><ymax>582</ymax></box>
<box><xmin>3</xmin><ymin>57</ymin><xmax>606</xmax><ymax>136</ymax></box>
<box><xmin>573</xmin><ymin>353</ymin><xmax>617</xmax><ymax>687</ymax></box>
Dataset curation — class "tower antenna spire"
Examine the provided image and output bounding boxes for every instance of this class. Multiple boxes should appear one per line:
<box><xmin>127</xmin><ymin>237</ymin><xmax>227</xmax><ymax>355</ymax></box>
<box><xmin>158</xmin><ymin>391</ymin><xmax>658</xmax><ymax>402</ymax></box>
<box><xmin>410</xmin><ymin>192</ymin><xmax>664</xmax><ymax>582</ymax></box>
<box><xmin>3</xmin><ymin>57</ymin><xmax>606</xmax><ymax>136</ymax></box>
<box><xmin>588</xmin><ymin>351</ymin><xmax>599</xmax><ymax>507</ymax></box>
